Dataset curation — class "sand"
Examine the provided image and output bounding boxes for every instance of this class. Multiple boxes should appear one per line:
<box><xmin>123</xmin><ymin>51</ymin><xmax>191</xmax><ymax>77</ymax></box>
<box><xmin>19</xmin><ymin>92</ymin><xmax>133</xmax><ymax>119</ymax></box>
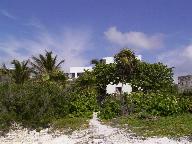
<box><xmin>0</xmin><ymin>113</ymin><xmax>190</xmax><ymax>144</ymax></box>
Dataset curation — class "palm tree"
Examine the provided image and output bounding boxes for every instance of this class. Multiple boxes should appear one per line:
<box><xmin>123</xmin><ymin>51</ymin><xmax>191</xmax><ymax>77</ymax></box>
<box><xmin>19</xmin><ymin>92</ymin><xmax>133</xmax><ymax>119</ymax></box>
<box><xmin>9</xmin><ymin>60</ymin><xmax>31</xmax><ymax>84</ymax></box>
<box><xmin>31</xmin><ymin>51</ymin><xmax>65</xmax><ymax>80</ymax></box>
<box><xmin>114</xmin><ymin>48</ymin><xmax>137</xmax><ymax>84</ymax></box>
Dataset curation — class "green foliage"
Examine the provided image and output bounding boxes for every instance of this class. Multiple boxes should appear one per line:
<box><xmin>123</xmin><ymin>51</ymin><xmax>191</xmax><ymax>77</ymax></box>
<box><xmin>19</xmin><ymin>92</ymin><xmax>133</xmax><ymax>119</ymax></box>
<box><xmin>2</xmin><ymin>60</ymin><xmax>31</xmax><ymax>84</ymax></box>
<box><xmin>178</xmin><ymin>95</ymin><xmax>192</xmax><ymax>113</ymax></box>
<box><xmin>0</xmin><ymin>81</ymin><xmax>99</xmax><ymax>131</ymax></box>
<box><xmin>131</xmin><ymin>62</ymin><xmax>174</xmax><ymax>92</ymax></box>
<box><xmin>99</xmin><ymin>96</ymin><xmax>121</xmax><ymax>119</ymax></box>
<box><xmin>93</xmin><ymin>63</ymin><xmax>116</xmax><ymax>103</ymax></box>
<box><xmin>31</xmin><ymin>51</ymin><xmax>65</xmax><ymax>82</ymax></box>
<box><xmin>93</xmin><ymin>63</ymin><xmax>116</xmax><ymax>87</ymax></box>
<box><xmin>0</xmin><ymin>82</ymin><xmax>70</xmax><ymax>128</ymax></box>
<box><xmin>114</xmin><ymin>48</ymin><xmax>138</xmax><ymax>84</ymax></box>
<box><xmin>89</xmin><ymin>49</ymin><xmax>176</xmax><ymax>118</ymax></box>
<box><xmin>0</xmin><ymin>48</ymin><xmax>189</xmax><ymax>135</ymax></box>
<box><xmin>11</xmin><ymin>60</ymin><xmax>31</xmax><ymax>84</ymax></box>
<box><xmin>126</xmin><ymin>92</ymin><xmax>188</xmax><ymax>116</ymax></box>
<box><xmin>68</xmin><ymin>83</ymin><xmax>98</xmax><ymax>118</ymax></box>
<box><xmin>114</xmin><ymin>48</ymin><xmax>139</xmax><ymax>115</ymax></box>
<box><xmin>49</xmin><ymin>70</ymin><xmax>67</xmax><ymax>86</ymax></box>
<box><xmin>75</xmin><ymin>70</ymin><xmax>96</xmax><ymax>89</ymax></box>
<box><xmin>99</xmin><ymin>91</ymin><xmax>192</xmax><ymax>120</ymax></box>
<box><xmin>41</xmin><ymin>70</ymin><xmax>66</xmax><ymax>84</ymax></box>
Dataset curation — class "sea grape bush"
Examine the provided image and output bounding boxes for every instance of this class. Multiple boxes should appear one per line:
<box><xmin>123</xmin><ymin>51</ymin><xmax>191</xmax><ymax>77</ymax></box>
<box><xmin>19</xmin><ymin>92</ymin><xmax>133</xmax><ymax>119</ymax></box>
<box><xmin>0</xmin><ymin>81</ymin><xmax>98</xmax><ymax>130</ymax></box>
<box><xmin>0</xmin><ymin>82</ymin><xmax>70</xmax><ymax>128</ymax></box>
<box><xmin>99</xmin><ymin>95</ymin><xmax>121</xmax><ymax>119</ymax></box>
<box><xmin>68</xmin><ymin>85</ymin><xmax>99</xmax><ymax>118</ymax></box>
<box><xmin>99</xmin><ymin>92</ymin><xmax>192</xmax><ymax>119</ymax></box>
<box><xmin>126</xmin><ymin>92</ymin><xmax>181</xmax><ymax>116</ymax></box>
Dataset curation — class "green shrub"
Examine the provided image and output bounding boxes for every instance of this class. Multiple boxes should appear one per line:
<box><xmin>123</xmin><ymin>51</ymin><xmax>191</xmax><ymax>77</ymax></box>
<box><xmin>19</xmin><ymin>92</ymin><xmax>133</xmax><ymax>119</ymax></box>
<box><xmin>99</xmin><ymin>92</ymin><xmax>192</xmax><ymax>120</ymax></box>
<box><xmin>0</xmin><ymin>80</ymin><xmax>99</xmax><ymax>130</ymax></box>
<box><xmin>0</xmin><ymin>82</ymin><xmax>70</xmax><ymax>129</ymax></box>
<box><xmin>178</xmin><ymin>95</ymin><xmax>192</xmax><ymax>112</ymax></box>
<box><xmin>126</xmin><ymin>92</ymin><xmax>189</xmax><ymax>116</ymax></box>
<box><xmin>99</xmin><ymin>96</ymin><xmax>121</xmax><ymax>119</ymax></box>
<box><xmin>68</xmin><ymin>86</ymin><xmax>98</xmax><ymax>118</ymax></box>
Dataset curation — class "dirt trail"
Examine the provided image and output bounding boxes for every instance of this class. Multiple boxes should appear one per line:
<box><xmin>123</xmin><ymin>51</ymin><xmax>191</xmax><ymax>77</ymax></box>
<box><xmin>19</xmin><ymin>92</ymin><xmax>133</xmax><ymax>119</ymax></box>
<box><xmin>0</xmin><ymin>113</ymin><xmax>190</xmax><ymax>144</ymax></box>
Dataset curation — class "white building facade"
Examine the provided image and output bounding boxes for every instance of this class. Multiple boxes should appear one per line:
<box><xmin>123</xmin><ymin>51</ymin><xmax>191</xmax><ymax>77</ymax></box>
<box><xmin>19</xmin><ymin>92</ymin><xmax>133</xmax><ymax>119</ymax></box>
<box><xmin>106</xmin><ymin>83</ymin><xmax>132</xmax><ymax>94</ymax></box>
<box><xmin>69</xmin><ymin>66</ymin><xmax>92</xmax><ymax>79</ymax></box>
<box><xmin>69</xmin><ymin>55</ymin><xmax>141</xmax><ymax>94</ymax></box>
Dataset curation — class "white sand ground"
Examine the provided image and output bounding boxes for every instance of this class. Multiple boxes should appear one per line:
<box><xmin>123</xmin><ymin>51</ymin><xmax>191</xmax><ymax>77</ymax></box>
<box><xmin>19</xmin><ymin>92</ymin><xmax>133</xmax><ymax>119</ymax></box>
<box><xmin>0</xmin><ymin>113</ymin><xmax>190</xmax><ymax>144</ymax></box>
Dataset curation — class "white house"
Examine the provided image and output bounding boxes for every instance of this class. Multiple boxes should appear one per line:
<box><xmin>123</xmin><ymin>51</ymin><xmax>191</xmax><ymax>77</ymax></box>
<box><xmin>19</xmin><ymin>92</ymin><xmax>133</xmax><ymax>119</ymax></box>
<box><xmin>69</xmin><ymin>55</ymin><xmax>141</xmax><ymax>94</ymax></box>
<box><xmin>69</xmin><ymin>66</ymin><xmax>92</xmax><ymax>79</ymax></box>
<box><xmin>106</xmin><ymin>83</ymin><xmax>132</xmax><ymax>94</ymax></box>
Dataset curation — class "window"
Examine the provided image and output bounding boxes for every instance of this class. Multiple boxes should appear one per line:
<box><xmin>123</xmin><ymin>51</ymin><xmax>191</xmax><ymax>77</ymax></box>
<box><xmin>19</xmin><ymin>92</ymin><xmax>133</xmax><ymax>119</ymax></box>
<box><xmin>71</xmin><ymin>73</ymin><xmax>75</xmax><ymax>78</ymax></box>
<box><xmin>100</xmin><ymin>59</ymin><xmax>106</xmax><ymax>64</ymax></box>
<box><xmin>116</xmin><ymin>87</ymin><xmax>122</xmax><ymax>94</ymax></box>
<box><xmin>77</xmin><ymin>73</ymin><xmax>83</xmax><ymax>77</ymax></box>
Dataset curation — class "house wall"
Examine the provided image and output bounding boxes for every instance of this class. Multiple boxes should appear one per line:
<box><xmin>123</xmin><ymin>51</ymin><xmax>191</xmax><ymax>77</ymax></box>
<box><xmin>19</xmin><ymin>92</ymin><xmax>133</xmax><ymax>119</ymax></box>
<box><xmin>136</xmin><ymin>55</ymin><xmax>142</xmax><ymax>60</ymax></box>
<box><xmin>69</xmin><ymin>66</ymin><xmax>92</xmax><ymax>78</ymax></box>
<box><xmin>106</xmin><ymin>83</ymin><xmax>132</xmax><ymax>94</ymax></box>
<box><xmin>102</xmin><ymin>57</ymin><xmax>114</xmax><ymax>64</ymax></box>
<box><xmin>178</xmin><ymin>75</ymin><xmax>192</xmax><ymax>93</ymax></box>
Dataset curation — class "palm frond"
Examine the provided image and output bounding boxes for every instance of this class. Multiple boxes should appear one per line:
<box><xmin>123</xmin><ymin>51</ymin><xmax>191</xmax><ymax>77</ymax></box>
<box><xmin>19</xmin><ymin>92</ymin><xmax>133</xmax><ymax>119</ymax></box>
<box><xmin>31</xmin><ymin>50</ymin><xmax>65</xmax><ymax>78</ymax></box>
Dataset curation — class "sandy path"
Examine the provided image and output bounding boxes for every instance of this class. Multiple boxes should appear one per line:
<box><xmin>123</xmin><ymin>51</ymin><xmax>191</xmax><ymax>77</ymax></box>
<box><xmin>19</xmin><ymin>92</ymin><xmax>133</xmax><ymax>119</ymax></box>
<box><xmin>0</xmin><ymin>113</ymin><xmax>190</xmax><ymax>144</ymax></box>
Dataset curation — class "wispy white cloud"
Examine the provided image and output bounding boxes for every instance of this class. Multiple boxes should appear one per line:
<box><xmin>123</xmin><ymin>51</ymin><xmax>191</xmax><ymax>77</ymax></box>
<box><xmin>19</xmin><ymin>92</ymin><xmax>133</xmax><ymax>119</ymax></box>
<box><xmin>0</xmin><ymin>27</ymin><xmax>93</xmax><ymax>71</ymax></box>
<box><xmin>158</xmin><ymin>44</ymin><xmax>192</xmax><ymax>82</ymax></box>
<box><xmin>24</xmin><ymin>17</ymin><xmax>45</xmax><ymax>29</ymax></box>
<box><xmin>104</xmin><ymin>26</ymin><xmax>164</xmax><ymax>49</ymax></box>
<box><xmin>0</xmin><ymin>9</ymin><xmax>17</xmax><ymax>20</ymax></box>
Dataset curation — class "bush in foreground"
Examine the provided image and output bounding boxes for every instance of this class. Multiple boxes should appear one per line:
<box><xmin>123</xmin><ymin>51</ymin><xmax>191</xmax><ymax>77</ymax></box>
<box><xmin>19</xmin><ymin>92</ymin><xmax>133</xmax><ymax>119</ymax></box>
<box><xmin>99</xmin><ymin>92</ymin><xmax>192</xmax><ymax>119</ymax></box>
<box><xmin>99</xmin><ymin>95</ymin><xmax>121</xmax><ymax>119</ymax></box>
<box><xmin>0</xmin><ymin>82</ymin><xmax>70</xmax><ymax>129</ymax></box>
<box><xmin>0</xmin><ymin>81</ymin><xmax>98</xmax><ymax>131</ymax></box>
<box><xmin>126</xmin><ymin>92</ymin><xmax>183</xmax><ymax>116</ymax></box>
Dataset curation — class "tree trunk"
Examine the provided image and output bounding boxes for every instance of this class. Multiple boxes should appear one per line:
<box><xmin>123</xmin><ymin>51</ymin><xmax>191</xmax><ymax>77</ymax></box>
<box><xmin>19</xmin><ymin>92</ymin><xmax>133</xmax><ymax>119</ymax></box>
<box><xmin>97</xmin><ymin>86</ymin><xmax>107</xmax><ymax>106</ymax></box>
<box><xmin>120</xmin><ymin>83</ymin><xmax>125</xmax><ymax>115</ymax></box>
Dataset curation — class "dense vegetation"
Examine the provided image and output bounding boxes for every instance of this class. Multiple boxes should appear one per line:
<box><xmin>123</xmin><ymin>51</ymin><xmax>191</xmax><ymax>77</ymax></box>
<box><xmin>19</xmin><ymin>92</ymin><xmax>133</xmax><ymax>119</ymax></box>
<box><xmin>0</xmin><ymin>81</ymin><xmax>97</xmax><ymax>131</ymax></box>
<box><xmin>0</xmin><ymin>49</ymin><xmax>191</xmax><ymax>137</ymax></box>
<box><xmin>0</xmin><ymin>51</ymin><xmax>98</xmax><ymax>132</ymax></box>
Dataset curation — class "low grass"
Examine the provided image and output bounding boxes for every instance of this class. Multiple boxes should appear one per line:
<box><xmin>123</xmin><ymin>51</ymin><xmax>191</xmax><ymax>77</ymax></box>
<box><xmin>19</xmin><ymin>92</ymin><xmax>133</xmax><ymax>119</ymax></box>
<box><xmin>104</xmin><ymin>113</ymin><xmax>192</xmax><ymax>138</ymax></box>
<box><xmin>51</xmin><ymin>117</ymin><xmax>89</xmax><ymax>134</ymax></box>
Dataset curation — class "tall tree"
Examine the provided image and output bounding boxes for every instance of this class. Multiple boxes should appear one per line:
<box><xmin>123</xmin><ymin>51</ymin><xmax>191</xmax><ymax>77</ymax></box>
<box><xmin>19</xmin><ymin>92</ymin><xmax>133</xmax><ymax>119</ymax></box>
<box><xmin>114</xmin><ymin>48</ymin><xmax>138</xmax><ymax>84</ymax></box>
<box><xmin>93</xmin><ymin>63</ymin><xmax>116</xmax><ymax>105</ymax></box>
<box><xmin>114</xmin><ymin>48</ymin><xmax>138</xmax><ymax>115</ymax></box>
<box><xmin>8</xmin><ymin>60</ymin><xmax>31</xmax><ymax>84</ymax></box>
<box><xmin>31</xmin><ymin>51</ymin><xmax>65</xmax><ymax>81</ymax></box>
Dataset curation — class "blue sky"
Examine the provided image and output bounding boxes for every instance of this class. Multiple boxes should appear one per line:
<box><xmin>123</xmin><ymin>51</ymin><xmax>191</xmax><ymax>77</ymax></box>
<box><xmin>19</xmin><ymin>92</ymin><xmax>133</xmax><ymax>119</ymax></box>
<box><xmin>1</xmin><ymin>0</ymin><xmax>192</xmax><ymax>79</ymax></box>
